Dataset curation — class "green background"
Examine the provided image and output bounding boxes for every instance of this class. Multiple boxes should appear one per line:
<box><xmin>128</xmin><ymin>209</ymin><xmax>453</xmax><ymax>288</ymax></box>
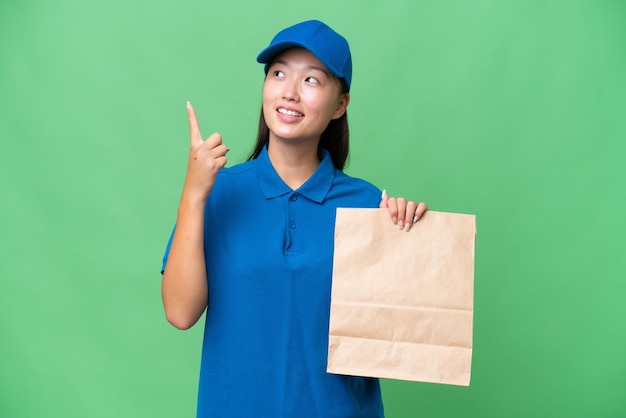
<box><xmin>2</xmin><ymin>0</ymin><xmax>625</xmax><ymax>417</ymax></box>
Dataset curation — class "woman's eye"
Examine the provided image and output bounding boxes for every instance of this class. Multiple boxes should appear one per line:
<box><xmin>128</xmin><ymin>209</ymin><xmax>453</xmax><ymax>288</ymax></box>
<box><xmin>305</xmin><ymin>76</ymin><xmax>319</xmax><ymax>84</ymax></box>
<box><xmin>273</xmin><ymin>70</ymin><xmax>285</xmax><ymax>78</ymax></box>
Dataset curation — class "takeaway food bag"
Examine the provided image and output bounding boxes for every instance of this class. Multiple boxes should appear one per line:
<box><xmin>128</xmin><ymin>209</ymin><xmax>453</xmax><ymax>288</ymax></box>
<box><xmin>327</xmin><ymin>208</ymin><xmax>476</xmax><ymax>386</ymax></box>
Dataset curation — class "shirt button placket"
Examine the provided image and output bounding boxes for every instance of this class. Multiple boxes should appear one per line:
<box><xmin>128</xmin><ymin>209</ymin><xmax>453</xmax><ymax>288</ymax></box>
<box><xmin>289</xmin><ymin>193</ymin><xmax>298</xmax><ymax>230</ymax></box>
<box><xmin>286</xmin><ymin>193</ymin><xmax>299</xmax><ymax>255</ymax></box>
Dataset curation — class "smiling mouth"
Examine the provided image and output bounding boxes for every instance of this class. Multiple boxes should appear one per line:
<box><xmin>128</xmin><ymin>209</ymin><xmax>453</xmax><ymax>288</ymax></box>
<box><xmin>277</xmin><ymin>108</ymin><xmax>303</xmax><ymax>117</ymax></box>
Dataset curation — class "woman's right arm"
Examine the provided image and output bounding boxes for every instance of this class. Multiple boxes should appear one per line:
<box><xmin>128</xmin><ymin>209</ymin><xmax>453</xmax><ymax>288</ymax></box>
<box><xmin>161</xmin><ymin>102</ymin><xmax>229</xmax><ymax>330</ymax></box>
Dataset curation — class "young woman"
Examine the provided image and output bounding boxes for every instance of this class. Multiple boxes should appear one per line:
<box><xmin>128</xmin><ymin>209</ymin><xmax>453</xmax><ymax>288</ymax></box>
<box><xmin>161</xmin><ymin>20</ymin><xmax>427</xmax><ymax>418</ymax></box>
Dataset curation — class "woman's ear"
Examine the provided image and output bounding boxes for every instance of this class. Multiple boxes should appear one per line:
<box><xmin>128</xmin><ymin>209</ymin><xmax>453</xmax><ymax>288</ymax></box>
<box><xmin>332</xmin><ymin>93</ymin><xmax>350</xmax><ymax>120</ymax></box>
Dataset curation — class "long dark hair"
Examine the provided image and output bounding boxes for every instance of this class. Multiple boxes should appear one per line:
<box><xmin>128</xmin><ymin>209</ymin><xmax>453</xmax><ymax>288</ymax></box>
<box><xmin>247</xmin><ymin>80</ymin><xmax>350</xmax><ymax>170</ymax></box>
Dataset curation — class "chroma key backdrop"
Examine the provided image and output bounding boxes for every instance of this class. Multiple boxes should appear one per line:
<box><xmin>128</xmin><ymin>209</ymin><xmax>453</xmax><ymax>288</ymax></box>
<box><xmin>1</xmin><ymin>1</ymin><xmax>625</xmax><ymax>417</ymax></box>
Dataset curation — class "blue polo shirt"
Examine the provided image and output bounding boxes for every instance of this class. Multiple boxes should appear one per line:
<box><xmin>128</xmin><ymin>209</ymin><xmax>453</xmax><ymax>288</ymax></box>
<box><xmin>162</xmin><ymin>145</ymin><xmax>384</xmax><ymax>418</ymax></box>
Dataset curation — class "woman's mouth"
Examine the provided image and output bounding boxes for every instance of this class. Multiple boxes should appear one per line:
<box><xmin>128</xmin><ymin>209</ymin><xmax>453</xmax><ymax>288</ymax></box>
<box><xmin>277</xmin><ymin>108</ymin><xmax>303</xmax><ymax>117</ymax></box>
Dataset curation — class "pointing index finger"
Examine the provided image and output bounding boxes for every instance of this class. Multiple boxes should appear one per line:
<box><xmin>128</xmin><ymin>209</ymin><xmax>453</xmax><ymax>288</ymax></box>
<box><xmin>187</xmin><ymin>101</ymin><xmax>203</xmax><ymax>147</ymax></box>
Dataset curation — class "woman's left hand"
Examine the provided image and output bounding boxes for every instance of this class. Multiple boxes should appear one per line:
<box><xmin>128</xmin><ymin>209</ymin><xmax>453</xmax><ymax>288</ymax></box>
<box><xmin>379</xmin><ymin>190</ymin><xmax>428</xmax><ymax>232</ymax></box>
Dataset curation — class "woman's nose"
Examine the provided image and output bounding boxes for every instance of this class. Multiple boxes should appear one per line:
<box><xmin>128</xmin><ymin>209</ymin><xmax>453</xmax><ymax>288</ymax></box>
<box><xmin>282</xmin><ymin>80</ymin><xmax>299</xmax><ymax>102</ymax></box>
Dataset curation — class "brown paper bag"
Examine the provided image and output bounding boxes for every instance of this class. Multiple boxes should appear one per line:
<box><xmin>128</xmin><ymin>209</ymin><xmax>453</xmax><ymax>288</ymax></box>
<box><xmin>327</xmin><ymin>208</ymin><xmax>476</xmax><ymax>386</ymax></box>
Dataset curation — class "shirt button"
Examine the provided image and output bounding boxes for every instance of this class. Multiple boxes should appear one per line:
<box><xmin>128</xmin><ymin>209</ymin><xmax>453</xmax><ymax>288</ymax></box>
<box><xmin>290</xmin><ymin>194</ymin><xmax>298</xmax><ymax>202</ymax></box>
<box><xmin>289</xmin><ymin>222</ymin><xmax>296</xmax><ymax>229</ymax></box>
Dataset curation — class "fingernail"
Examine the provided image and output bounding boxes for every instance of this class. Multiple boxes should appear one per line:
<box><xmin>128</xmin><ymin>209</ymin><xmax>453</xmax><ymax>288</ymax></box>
<box><xmin>397</xmin><ymin>220</ymin><xmax>404</xmax><ymax>229</ymax></box>
<box><xmin>186</xmin><ymin>101</ymin><xmax>191</xmax><ymax>108</ymax></box>
<box><xmin>413</xmin><ymin>216</ymin><xmax>419</xmax><ymax>224</ymax></box>
<box><xmin>381</xmin><ymin>189</ymin><xmax>387</xmax><ymax>199</ymax></box>
<box><xmin>392</xmin><ymin>216</ymin><xmax>397</xmax><ymax>224</ymax></box>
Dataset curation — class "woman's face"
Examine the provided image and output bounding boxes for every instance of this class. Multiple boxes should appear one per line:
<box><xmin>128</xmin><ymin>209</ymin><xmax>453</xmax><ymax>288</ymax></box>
<box><xmin>262</xmin><ymin>48</ymin><xmax>349</xmax><ymax>145</ymax></box>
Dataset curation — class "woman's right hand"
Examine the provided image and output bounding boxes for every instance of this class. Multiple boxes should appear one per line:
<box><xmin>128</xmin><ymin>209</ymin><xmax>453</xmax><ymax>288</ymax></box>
<box><xmin>183</xmin><ymin>102</ymin><xmax>230</xmax><ymax>200</ymax></box>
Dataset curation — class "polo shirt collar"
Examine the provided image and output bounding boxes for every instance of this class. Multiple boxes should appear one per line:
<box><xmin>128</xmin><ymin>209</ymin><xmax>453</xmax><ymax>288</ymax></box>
<box><xmin>257</xmin><ymin>145</ymin><xmax>335</xmax><ymax>203</ymax></box>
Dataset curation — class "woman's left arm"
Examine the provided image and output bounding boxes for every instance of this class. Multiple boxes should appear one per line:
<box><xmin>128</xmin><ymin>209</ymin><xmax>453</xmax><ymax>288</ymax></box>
<box><xmin>379</xmin><ymin>189</ymin><xmax>428</xmax><ymax>232</ymax></box>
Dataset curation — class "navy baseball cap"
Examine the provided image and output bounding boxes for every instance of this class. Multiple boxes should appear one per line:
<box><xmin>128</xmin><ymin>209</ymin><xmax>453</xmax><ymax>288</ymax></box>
<box><xmin>256</xmin><ymin>20</ymin><xmax>352</xmax><ymax>91</ymax></box>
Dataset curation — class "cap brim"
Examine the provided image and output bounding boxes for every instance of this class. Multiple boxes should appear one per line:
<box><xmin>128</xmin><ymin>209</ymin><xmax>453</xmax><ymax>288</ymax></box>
<box><xmin>257</xmin><ymin>41</ymin><xmax>307</xmax><ymax>64</ymax></box>
<box><xmin>256</xmin><ymin>42</ymin><xmax>345</xmax><ymax>82</ymax></box>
